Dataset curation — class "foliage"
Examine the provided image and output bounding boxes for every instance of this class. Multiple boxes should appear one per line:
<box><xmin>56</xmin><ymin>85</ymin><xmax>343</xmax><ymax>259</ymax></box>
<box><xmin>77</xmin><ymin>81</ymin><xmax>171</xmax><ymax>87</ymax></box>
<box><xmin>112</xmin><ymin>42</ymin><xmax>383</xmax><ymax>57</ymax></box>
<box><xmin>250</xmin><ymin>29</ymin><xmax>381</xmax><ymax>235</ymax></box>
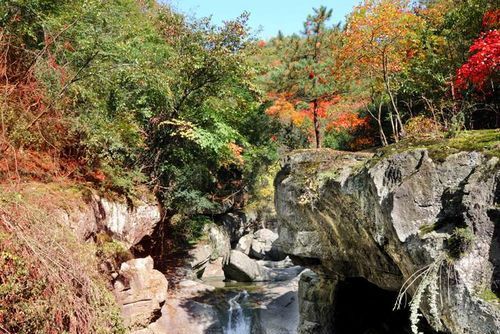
<box><xmin>447</xmin><ymin>227</ymin><xmax>475</xmax><ymax>259</ymax></box>
<box><xmin>263</xmin><ymin>7</ymin><xmax>346</xmax><ymax>148</ymax></box>
<box><xmin>455</xmin><ymin>29</ymin><xmax>499</xmax><ymax>95</ymax></box>
<box><xmin>0</xmin><ymin>186</ymin><xmax>125</xmax><ymax>334</ymax></box>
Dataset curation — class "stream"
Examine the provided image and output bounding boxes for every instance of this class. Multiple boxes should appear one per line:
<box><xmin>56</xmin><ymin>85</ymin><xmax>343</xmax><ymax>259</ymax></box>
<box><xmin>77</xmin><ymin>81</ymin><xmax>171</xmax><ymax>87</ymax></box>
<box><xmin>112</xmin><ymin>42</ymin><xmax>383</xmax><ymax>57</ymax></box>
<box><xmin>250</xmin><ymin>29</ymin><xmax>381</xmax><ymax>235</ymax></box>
<box><xmin>225</xmin><ymin>290</ymin><xmax>251</xmax><ymax>334</ymax></box>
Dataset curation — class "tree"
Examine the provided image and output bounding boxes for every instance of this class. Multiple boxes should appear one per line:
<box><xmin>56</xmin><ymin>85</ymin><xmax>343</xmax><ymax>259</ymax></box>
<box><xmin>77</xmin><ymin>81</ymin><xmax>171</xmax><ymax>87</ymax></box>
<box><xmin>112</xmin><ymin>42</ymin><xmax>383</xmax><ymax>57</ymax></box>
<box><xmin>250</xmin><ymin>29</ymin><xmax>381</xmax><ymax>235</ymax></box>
<box><xmin>344</xmin><ymin>0</ymin><xmax>424</xmax><ymax>142</ymax></box>
<box><xmin>266</xmin><ymin>7</ymin><xmax>343</xmax><ymax>148</ymax></box>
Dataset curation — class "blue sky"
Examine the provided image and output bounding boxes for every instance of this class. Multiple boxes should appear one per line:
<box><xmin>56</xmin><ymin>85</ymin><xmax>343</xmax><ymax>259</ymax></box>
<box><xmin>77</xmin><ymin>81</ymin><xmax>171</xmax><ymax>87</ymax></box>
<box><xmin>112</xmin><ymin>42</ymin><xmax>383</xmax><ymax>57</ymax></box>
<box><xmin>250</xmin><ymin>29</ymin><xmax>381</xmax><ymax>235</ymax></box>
<box><xmin>165</xmin><ymin>1</ymin><xmax>360</xmax><ymax>40</ymax></box>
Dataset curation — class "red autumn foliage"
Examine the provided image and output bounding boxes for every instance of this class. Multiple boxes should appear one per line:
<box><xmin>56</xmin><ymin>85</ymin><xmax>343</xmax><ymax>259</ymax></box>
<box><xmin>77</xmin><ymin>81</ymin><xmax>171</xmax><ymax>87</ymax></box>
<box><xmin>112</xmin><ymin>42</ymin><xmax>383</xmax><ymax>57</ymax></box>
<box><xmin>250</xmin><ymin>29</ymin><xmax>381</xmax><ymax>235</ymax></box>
<box><xmin>455</xmin><ymin>29</ymin><xmax>500</xmax><ymax>94</ymax></box>
<box><xmin>327</xmin><ymin>112</ymin><xmax>370</xmax><ymax>131</ymax></box>
<box><xmin>482</xmin><ymin>9</ymin><xmax>500</xmax><ymax>30</ymax></box>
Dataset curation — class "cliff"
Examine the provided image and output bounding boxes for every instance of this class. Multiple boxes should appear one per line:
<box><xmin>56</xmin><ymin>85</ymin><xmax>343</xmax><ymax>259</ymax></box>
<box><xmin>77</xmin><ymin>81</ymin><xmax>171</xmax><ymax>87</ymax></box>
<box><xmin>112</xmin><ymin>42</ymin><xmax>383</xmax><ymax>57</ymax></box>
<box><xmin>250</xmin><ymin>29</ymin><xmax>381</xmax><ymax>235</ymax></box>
<box><xmin>275</xmin><ymin>135</ymin><xmax>500</xmax><ymax>333</ymax></box>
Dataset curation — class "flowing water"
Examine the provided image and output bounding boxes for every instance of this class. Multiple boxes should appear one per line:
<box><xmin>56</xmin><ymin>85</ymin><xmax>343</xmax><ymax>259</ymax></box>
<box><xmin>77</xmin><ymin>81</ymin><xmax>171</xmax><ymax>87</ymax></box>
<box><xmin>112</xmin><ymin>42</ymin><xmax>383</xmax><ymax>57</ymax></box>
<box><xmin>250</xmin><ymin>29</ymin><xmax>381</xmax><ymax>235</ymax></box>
<box><xmin>225</xmin><ymin>290</ymin><xmax>251</xmax><ymax>334</ymax></box>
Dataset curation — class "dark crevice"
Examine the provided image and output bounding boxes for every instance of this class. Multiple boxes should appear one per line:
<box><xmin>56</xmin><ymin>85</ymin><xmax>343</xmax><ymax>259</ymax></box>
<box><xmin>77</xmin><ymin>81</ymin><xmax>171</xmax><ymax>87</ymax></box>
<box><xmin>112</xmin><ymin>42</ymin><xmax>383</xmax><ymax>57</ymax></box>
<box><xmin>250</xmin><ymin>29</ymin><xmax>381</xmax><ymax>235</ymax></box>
<box><xmin>333</xmin><ymin>277</ymin><xmax>445</xmax><ymax>334</ymax></box>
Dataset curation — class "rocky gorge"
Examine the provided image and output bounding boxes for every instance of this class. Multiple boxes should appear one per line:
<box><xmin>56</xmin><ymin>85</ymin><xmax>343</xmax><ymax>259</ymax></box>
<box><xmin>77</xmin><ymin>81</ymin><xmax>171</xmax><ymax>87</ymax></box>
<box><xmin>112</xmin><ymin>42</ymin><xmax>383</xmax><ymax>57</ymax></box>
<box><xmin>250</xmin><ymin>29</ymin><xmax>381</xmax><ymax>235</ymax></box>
<box><xmin>2</xmin><ymin>139</ymin><xmax>498</xmax><ymax>334</ymax></box>
<box><xmin>102</xmin><ymin>140</ymin><xmax>500</xmax><ymax>334</ymax></box>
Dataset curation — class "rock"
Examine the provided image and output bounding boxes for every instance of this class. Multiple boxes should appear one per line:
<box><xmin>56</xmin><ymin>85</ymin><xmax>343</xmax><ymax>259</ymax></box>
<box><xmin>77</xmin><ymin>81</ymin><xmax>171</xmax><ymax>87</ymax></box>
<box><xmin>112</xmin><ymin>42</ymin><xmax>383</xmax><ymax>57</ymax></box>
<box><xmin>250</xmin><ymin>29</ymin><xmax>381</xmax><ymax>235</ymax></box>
<box><xmin>219</xmin><ymin>211</ymin><xmax>248</xmax><ymax>244</ymax></box>
<box><xmin>250</xmin><ymin>228</ymin><xmax>279</xmax><ymax>260</ymax></box>
<box><xmin>201</xmin><ymin>257</ymin><xmax>225</xmax><ymax>280</ymax></box>
<box><xmin>224</xmin><ymin>250</ymin><xmax>265</xmax><ymax>282</ymax></box>
<box><xmin>235</xmin><ymin>233</ymin><xmax>253</xmax><ymax>255</ymax></box>
<box><xmin>145</xmin><ymin>280</ymin><xmax>222</xmax><ymax>334</ymax></box>
<box><xmin>253</xmin><ymin>276</ymin><xmax>301</xmax><ymax>334</ymax></box>
<box><xmin>187</xmin><ymin>223</ymin><xmax>230</xmax><ymax>279</ymax></box>
<box><xmin>56</xmin><ymin>190</ymin><xmax>160</xmax><ymax>247</ymax></box>
<box><xmin>275</xmin><ymin>148</ymin><xmax>500</xmax><ymax>333</ymax></box>
<box><xmin>187</xmin><ymin>244</ymin><xmax>212</xmax><ymax>279</ymax></box>
<box><xmin>100</xmin><ymin>197</ymin><xmax>160</xmax><ymax>247</ymax></box>
<box><xmin>297</xmin><ymin>270</ymin><xmax>335</xmax><ymax>334</ymax></box>
<box><xmin>223</xmin><ymin>250</ymin><xmax>303</xmax><ymax>282</ymax></box>
<box><xmin>113</xmin><ymin>256</ymin><xmax>168</xmax><ymax>330</ymax></box>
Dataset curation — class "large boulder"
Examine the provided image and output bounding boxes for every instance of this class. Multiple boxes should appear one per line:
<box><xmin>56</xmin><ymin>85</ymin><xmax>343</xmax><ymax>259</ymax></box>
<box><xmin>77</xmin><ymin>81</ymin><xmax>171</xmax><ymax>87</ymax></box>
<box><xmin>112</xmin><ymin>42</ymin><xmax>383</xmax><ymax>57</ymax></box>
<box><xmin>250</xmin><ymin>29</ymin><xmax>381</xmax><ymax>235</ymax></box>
<box><xmin>187</xmin><ymin>223</ymin><xmax>230</xmax><ymax>279</ymax></box>
<box><xmin>223</xmin><ymin>250</ymin><xmax>303</xmax><ymax>282</ymax></box>
<box><xmin>275</xmin><ymin>148</ymin><xmax>500</xmax><ymax>333</ymax></box>
<box><xmin>235</xmin><ymin>233</ymin><xmax>254</xmax><ymax>255</ymax></box>
<box><xmin>56</xmin><ymin>190</ymin><xmax>160</xmax><ymax>247</ymax></box>
<box><xmin>250</xmin><ymin>228</ymin><xmax>279</xmax><ymax>260</ymax></box>
<box><xmin>99</xmin><ymin>197</ymin><xmax>160</xmax><ymax>247</ymax></box>
<box><xmin>224</xmin><ymin>250</ymin><xmax>265</xmax><ymax>281</ymax></box>
<box><xmin>114</xmin><ymin>256</ymin><xmax>168</xmax><ymax>330</ymax></box>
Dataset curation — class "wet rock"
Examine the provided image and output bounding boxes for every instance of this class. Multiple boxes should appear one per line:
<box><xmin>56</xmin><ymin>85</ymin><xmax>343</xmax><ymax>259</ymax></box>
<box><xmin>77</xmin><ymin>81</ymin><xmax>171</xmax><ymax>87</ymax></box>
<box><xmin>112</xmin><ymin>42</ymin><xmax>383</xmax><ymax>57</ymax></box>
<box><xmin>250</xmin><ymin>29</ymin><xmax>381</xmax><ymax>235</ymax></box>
<box><xmin>113</xmin><ymin>256</ymin><xmax>168</xmax><ymax>330</ymax></box>
<box><xmin>254</xmin><ymin>276</ymin><xmax>301</xmax><ymax>334</ymax></box>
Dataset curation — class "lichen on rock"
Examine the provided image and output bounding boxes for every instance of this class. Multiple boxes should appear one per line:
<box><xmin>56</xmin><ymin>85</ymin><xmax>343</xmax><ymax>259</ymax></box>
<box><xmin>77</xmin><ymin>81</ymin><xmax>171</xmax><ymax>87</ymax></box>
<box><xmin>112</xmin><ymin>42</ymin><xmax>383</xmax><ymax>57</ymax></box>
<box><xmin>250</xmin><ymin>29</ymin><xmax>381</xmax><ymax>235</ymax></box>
<box><xmin>275</xmin><ymin>146</ymin><xmax>500</xmax><ymax>334</ymax></box>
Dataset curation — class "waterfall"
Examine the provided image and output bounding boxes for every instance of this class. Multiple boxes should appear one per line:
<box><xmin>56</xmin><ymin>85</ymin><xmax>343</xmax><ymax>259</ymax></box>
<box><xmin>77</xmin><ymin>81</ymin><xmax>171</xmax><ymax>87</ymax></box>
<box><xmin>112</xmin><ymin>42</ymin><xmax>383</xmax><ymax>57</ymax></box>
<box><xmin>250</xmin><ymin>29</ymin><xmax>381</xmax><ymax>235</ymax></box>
<box><xmin>225</xmin><ymin>290</ymin><xmax>251</xmax><ymax>334</ymax></box>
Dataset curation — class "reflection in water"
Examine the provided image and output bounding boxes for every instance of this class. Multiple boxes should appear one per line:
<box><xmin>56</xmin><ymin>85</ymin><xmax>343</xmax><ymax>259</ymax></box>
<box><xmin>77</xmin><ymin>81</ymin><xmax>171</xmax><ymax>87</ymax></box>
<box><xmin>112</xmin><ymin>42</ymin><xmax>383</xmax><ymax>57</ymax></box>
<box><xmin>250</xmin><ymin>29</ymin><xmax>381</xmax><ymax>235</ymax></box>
<box><xmin>226</xmin><ymin>290</ymin><xmax>251</xmax><ymax>334</ymax></box>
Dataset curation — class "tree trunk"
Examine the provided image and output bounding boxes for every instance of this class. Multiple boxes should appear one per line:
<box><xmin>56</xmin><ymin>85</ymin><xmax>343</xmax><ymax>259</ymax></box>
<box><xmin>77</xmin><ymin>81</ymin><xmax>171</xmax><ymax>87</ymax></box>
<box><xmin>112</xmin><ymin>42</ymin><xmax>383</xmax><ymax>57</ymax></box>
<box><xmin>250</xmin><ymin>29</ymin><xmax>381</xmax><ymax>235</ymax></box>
<box><xmin>377</xmin><ymin>102</ymin><xmax>388</xmax><ymax>146</ymax></box>
<box><xmin>313</xmin><ymin>99</ymin><xmax>321</xmax><ymax>148</ymax></box>
<box><xmin>382</xmin><ymin>54</ymin><xmax>405</xmax><ymax>138</ymax></box>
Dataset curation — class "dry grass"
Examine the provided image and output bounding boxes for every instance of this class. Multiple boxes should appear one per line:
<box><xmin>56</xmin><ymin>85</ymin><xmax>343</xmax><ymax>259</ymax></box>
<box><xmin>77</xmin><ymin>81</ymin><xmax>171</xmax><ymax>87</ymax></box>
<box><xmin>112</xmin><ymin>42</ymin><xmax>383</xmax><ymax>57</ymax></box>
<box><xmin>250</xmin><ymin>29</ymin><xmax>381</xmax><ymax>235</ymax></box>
<box><xmin>0</xmin><ymin>184</ymin><xmax>125</xmax><ymax>334</ymax></box>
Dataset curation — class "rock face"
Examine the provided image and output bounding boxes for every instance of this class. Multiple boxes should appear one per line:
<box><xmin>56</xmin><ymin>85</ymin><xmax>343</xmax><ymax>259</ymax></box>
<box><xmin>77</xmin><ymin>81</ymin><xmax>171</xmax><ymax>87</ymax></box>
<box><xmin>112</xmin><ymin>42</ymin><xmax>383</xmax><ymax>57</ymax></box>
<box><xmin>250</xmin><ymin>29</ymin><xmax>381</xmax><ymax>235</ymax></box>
<box><xmin>114</xmin><ymin>256</ymin><xmax>168</xmax><ymax>330</ymax></box>
<box><xmin>235</xmin><ymin>233</ymin><xmax>254</xmax><ymax>255</ymax></box>
<box><xmin>275</xmin><ymin>148</ymin><xmax>500</xmax><ymax>334</ymax></box>
<box><xmin>99</xmin><ymin>197</ymin><xmax>160</xmax><ymax>247</ymax></box>
<box><xmin>58</xmin><ymin>191</ymin><xmax>160</xmax><ymax>247</ymax></box>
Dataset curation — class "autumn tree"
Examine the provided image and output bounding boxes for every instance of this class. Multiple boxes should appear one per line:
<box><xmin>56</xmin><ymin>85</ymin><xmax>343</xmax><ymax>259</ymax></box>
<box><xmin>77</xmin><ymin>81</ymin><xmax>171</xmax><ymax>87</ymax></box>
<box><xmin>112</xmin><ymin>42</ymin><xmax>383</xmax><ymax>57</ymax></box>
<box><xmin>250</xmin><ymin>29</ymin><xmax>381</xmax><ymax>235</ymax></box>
<box><xmin>344</xmin><ymin>0</ymin><xmax>424</xmax><ymax>142</ymax></box>
<box><xmin>266</xmin><ymin>6</ymin><xmax>343</xmax><ymax>148</ymax></box>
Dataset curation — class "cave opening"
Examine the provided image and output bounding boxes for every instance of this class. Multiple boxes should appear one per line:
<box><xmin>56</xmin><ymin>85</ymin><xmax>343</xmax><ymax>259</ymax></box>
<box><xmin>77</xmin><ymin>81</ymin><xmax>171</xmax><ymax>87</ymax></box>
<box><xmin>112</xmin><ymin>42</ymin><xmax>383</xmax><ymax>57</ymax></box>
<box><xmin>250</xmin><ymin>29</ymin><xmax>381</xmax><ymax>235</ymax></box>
<box><xmin>333</xmin><ymin>277</ymin><xmax>443</xmax><ymax>334</ymax></box>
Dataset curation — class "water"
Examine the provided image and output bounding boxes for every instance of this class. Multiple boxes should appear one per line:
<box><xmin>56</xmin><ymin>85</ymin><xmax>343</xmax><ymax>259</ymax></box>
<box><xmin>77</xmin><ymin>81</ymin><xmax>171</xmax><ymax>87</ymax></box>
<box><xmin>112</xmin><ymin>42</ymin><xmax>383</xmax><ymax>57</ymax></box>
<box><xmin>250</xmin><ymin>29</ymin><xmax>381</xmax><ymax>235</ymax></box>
<box><xmin>225</xmin><ymin>290</ymin><xmax>251</xmax><ymax>334</ymax></box>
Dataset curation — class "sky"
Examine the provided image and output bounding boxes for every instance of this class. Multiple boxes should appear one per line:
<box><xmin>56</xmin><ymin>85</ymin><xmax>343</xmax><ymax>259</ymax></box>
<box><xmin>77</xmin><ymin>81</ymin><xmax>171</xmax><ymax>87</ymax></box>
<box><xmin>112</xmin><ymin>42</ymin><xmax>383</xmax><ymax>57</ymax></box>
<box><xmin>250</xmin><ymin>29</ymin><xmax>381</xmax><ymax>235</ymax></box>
<box><xmin>165</xmin><ymin>1</ymin><xmax>360</xmax><ymax>40</ymax></box>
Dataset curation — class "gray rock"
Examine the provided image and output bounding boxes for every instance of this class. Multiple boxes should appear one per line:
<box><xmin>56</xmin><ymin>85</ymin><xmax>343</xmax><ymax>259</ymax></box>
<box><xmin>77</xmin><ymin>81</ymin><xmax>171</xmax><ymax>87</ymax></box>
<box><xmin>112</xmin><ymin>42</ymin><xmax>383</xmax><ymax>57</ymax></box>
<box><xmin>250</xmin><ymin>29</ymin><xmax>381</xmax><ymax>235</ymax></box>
<box><xmin>113</xmin><ymin>256</ymin><xmax>168</xmax><ymax>330</ymax></box>
<box><xmin>224</xmin><ymin>250</ymin><xmax>303</xmax><ymax>282</ymax></box>
<box><xmin>250</xmin><ymin>228</ymin><xmax>279</xmax><ymax>260</ymax></box>
<box><xmin>275</xmin><ymin>148</ymin><xmax>500</xmax><ymax>334</ymax></box>
<box><xmin>187</xmin><ymin>223</ymin><xmax>230</xmax><ymax>279</ymax></box>
<box><xmin>100</xmin><ymin>197</ymin><xmax>160</xmax><ymax>247</ymax></box>
<box><xmin>56</xmin><ymin>192</ymin><xmax>160</xmax><ymax>247</ymax></box>
<box><xmin>236</xmin><ymin>233</ymin><xmax>254</xmax><ymax>255</ymax></box>
<box><xmin>224</xmin><ymin>250</ymin><xmax>265</xmax><ymax>281</ymax></box>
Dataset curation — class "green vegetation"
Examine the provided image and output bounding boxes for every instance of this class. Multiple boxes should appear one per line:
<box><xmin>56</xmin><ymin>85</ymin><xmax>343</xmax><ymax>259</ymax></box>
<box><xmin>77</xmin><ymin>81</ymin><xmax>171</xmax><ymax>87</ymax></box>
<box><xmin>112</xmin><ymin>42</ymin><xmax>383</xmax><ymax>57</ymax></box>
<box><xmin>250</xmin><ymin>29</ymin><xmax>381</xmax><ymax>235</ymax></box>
<box><xmin>479</xmin><ymin>289</ymin><xmax>500</xmax><ymax>305</ymax></box>
<box><xmin>371</xmin><ymin>129</ymin><xmax>499</xmax><ymax>166</ymax></box>
<box><xmin>0</xmin><ymin>0</ymin><xmax>498</xmax><ymax>331</ymax></box>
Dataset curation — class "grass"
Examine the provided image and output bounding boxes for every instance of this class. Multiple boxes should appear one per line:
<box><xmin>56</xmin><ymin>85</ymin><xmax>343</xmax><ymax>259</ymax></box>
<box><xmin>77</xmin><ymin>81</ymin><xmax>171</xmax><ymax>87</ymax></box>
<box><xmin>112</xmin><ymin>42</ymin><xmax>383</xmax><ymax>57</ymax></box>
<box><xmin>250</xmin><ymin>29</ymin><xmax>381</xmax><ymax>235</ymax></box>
<box><xmin>0</xmin><ymin>184</ymin><xmax>126</xmax><ymax>334</ymax></box>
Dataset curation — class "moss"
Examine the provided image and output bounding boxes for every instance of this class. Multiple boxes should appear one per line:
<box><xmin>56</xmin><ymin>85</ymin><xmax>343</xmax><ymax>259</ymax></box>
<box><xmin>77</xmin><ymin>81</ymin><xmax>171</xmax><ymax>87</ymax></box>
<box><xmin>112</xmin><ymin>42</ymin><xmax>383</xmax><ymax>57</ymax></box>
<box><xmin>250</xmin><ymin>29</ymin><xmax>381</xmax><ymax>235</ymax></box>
<box><xmin>479</xmin><ymin>289</ymin><xmax>500</xmax><ymax>306</ymax></box>
<box><xmin>419</xmin><ymin>223</ymin><xmax>439</xmax><ymax>236</ymax></box>
<box><xmin>368</xmin><ymin>129</ymin><xmax>500</xmax><ymax>167</ymax></box>
<box><xmin>446</xmin><ymin>227</ymin><xmax>475</xmax><ymax>259</ymax></box>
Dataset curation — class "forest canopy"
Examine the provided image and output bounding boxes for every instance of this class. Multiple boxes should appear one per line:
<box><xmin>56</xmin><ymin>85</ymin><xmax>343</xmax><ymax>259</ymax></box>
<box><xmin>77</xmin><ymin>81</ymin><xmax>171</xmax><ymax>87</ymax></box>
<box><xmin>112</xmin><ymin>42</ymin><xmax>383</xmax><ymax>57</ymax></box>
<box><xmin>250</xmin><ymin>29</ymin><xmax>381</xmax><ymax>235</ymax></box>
<box><xmin>1</xmin><ymin>0</ymin><xmax>498</xmax><ymax>221</ymax></box>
